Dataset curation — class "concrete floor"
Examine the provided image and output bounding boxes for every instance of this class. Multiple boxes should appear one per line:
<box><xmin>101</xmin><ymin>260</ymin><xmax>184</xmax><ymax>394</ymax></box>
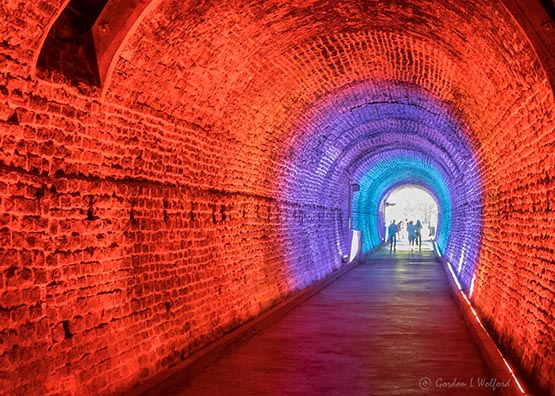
<box><xmin>144</xmin><ymin>240</ymin><xmax>494</xmax><ymax>395</ymax></box>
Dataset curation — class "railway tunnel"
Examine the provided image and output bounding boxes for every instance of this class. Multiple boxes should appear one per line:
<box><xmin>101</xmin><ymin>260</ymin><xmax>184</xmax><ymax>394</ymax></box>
<box><xmin>1</xmin><ymin>0</ymin><xmax>554</xmax><ymax>395</ymax></box>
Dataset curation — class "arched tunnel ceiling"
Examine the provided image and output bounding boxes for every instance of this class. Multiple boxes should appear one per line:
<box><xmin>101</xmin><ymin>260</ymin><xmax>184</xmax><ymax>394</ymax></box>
<box><xmin>2</xmin><ymin>0</ymin><xmax>555</xmax><ymax>394</ymax></box>
<box><xmin>101</xmin><ymin>0</ymin><xmax>553</xmax><ymax>195</ymax></box>
<box><xmin>99</xmin><ymin>0</ymin><xmax>551</xmax><ymax>293</ymax></box>
<box><xmin>276</xmin><ymin>82</ymin><xmax>476</xmax><ymax>203</ymax></box>
<box><xmin>105</xmin><ymin>0</ymin><xmax>547</xmax><ymax>114</ymax></box>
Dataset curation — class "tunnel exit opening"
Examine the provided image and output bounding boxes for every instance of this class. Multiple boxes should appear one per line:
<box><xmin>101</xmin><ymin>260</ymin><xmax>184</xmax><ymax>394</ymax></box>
<box><xmin>381</xmin><ymin>185</ymin><xmax>439</xmax><ymax>251</ymax></box>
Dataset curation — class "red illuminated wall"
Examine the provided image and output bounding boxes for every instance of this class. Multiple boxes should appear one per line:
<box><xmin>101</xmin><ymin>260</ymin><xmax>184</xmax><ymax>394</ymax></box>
<box><xmin>1</xmin><ymin>0</ymin><xmax>554</xmax><ymax>395</ymax></box>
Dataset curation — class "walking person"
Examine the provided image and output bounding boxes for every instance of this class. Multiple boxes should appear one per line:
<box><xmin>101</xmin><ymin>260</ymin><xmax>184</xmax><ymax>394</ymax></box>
<box><xmin>415</xmin><ymin>219</ymin><xmax>423</xmax><ymax>251</ymax></box>
<box><xmin>398</xmin><ymin>220</ymin><xmax>405</xmax><ymax>240</ymax></box>
<box><xmin>407</xmin><ymin>221</ymin><xmax>417</xmax><ymax>250</ymax></box>
<box><xmin>388</xmin><ymin>220</ymin><xmax>398</xmax><ymax>253</ymax></box>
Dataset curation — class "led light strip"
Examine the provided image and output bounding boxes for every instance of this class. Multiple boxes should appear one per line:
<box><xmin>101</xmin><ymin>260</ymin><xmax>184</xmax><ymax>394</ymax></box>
<box><xmin>434</xmin><ymin>242</ymin><xmax>528</xmax><ymax>395</ymax></box>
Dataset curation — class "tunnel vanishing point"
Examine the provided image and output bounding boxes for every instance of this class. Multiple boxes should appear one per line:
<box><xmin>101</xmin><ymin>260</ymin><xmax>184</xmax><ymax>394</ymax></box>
<box><xmin>1</xmin><ymin>0</ymin><xmax>555</xmax><ymax>395</ymax></box>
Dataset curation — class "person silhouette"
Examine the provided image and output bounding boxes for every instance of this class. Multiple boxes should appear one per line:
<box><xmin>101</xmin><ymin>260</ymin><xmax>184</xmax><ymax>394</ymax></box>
<box><xmin>407</xmin><ymin>220</ymin><xmax>417</xmax><ymax>249</ymax></box>
<box><xmin>388</xmin><ymin>220</ymin><xmax>398</xmax><ymax>253</ymax></box>
<box><xmin>415</xmin><ymin>219</ymin><xmax>423</xmax><ymax>251</ymax></box>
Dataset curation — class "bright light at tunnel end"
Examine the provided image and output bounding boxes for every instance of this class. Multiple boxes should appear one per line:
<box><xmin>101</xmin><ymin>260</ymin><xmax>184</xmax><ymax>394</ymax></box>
<box><xmin>436</xmin><ymin>243</ymin><xmax>528</xmax><ymax>395</ymax></box>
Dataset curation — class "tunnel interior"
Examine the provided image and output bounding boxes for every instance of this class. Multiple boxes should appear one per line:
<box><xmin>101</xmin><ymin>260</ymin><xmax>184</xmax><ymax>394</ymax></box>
<box><xmin>1</xmin><ymin>0</ymin><xmax>555</xmax><ymax>395</ymax></box>
<box><xmin>278</xmin><ymin>80</ymin><xmax>483</xmax><ymax>288</ymax></box>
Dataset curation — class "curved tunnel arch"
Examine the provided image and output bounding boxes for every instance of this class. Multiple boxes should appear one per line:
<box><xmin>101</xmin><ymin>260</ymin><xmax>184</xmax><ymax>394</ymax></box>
<box><xmin>354</xmin><ymin>156</ymin><xmax>456</xmax><ymax>253</ymax></box>
<box><xmin>2</xmin><ymin>0</ymin><xmax>555</xmax><ymax>395</ymax></box>
<box><xmin>276</xmin><ymin>80</ymin><xmax>482</xmax><ymax>290</ymax></box>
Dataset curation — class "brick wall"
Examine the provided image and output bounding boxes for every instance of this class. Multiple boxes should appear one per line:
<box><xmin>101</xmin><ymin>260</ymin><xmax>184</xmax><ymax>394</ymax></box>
<box><xmin>1</xmin><ymin>0</ymin><xmax>555</xmax><ymax>395</ymax></box>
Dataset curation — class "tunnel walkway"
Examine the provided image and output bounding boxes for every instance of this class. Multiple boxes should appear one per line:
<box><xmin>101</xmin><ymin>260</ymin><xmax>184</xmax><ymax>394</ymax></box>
<box><xmin>139</xmin><ymin>242</ymin><xmax>496</xmax><ymax>396</ymax></box>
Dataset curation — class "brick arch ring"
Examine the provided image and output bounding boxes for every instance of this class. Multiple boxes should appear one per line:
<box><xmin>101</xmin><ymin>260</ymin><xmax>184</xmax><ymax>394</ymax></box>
<box><xmin>275</xmin><ymin>80</ymin><xmax>482</xmax><ymax>292</ymax></box>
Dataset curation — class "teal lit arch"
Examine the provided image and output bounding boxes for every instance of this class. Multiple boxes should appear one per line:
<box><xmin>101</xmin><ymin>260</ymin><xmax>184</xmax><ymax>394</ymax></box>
<box><xmin>351</xmin><ymin>152</ymin><xmax>453</xmax><ymax>254</ymax></box>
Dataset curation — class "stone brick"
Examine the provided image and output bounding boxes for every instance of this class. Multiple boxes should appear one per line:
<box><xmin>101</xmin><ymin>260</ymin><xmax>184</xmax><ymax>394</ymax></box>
<box><xmin>0</xmin><ymin>0</ymin><xmax>554</xmax><ymax>395</ymax></box>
